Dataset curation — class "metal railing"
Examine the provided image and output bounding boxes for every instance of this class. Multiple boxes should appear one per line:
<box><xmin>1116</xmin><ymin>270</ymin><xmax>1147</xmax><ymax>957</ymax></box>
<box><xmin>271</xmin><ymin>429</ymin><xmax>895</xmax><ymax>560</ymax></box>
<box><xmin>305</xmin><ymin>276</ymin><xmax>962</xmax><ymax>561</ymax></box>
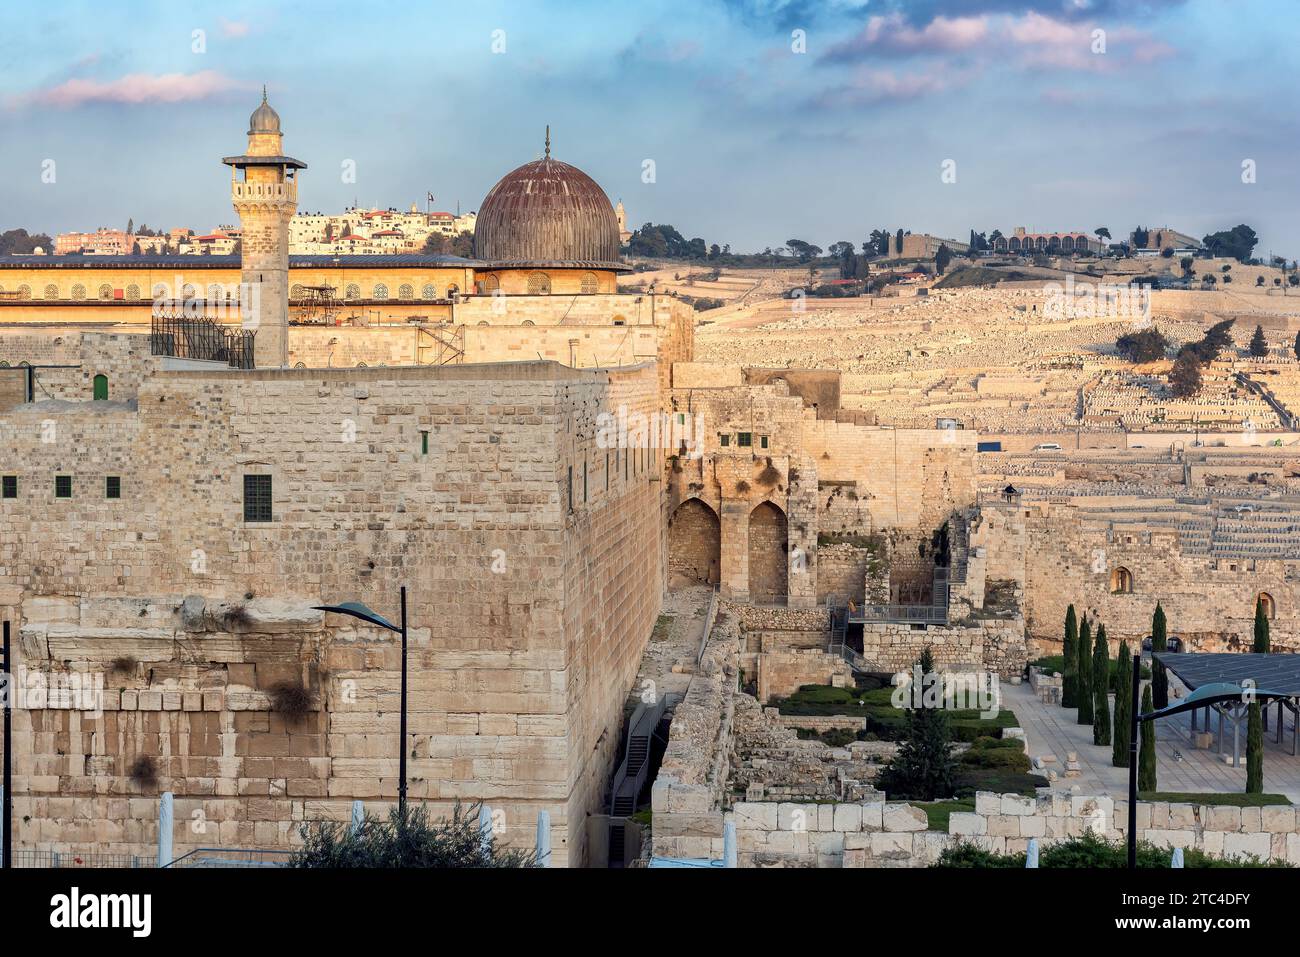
<box><xmin>150</xmin><ymin>314</ymin><xmax>256</xmax><ymax>369</ymax></box>
<box><xmin>11</xmin><ymin>849</ymin><xmax>154</xmax><ymax>868</ymax></box>
<box><xmin>850</xmin><ymin>603</ymin><xmax>949</xmax><ymax>624</ymax></box>
<box><xmin>163</xmin><ymin>848</ymin><xmax>293</xmax><ymax>868</ymax></box>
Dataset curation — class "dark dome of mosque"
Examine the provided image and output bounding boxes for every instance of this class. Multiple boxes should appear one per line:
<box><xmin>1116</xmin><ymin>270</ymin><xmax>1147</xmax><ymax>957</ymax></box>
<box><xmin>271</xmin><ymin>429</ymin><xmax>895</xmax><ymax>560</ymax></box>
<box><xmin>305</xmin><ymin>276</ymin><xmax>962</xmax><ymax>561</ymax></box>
<box><xmin>474</xmin><ymin>135</ymin><xmax>623</xmax><ymax>269</ymax></box>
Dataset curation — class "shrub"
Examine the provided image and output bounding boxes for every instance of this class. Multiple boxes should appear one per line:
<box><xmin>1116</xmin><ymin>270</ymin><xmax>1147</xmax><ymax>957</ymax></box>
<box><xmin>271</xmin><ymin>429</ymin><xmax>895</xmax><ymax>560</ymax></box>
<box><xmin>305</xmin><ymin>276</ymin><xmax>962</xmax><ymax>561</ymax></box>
<box><xmin>268</xmin><ymin>680</ymin><xmax>314</xmax><ymax>723</ymax></box>
<box><xmin>291</xmin><ymin>802</ymin><xmax>538</xmax><ymax>868</ymax></box>
<box><xmin>129</xmin><ymin>755</ymin><xmax>158</xmax><ymax>789</ymax></box>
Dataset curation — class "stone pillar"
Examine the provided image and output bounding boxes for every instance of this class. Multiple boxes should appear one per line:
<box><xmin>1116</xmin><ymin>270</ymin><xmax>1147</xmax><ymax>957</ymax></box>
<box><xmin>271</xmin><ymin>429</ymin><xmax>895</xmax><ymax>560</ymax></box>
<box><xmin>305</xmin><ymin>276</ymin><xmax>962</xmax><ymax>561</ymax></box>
<box><xmin>157</xmin><ymin>791</ymin><xmax>174</xmax><ymax>867</ymax></box>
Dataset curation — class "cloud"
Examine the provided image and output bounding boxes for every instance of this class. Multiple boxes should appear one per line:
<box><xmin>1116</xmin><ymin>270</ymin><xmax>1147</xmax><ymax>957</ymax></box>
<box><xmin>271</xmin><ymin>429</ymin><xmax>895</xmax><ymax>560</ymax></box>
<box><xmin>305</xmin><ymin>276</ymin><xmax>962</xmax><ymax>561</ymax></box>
<box><xmin>807</xmin><ymin>66</ymin><xmax>960</xmax><ymax>109</ymax></box>
<box><xmin>821</xmin><ymin>10</ymin><xmax>1175</xmax><ymax>73</ymax></box>
<box><xmin>218</xmin><ymin>18</ymin><xmax>251</xmax><ymax>38</ymax></box>
<box><xmin>822</xmin><ymin>14</ymin><xmax>990</xmax><ymax>60</ymax></box>
<box><xmin>14</xmin><ymin>70</ymin><xmax>247</xmax><ymax>109</ymax></box>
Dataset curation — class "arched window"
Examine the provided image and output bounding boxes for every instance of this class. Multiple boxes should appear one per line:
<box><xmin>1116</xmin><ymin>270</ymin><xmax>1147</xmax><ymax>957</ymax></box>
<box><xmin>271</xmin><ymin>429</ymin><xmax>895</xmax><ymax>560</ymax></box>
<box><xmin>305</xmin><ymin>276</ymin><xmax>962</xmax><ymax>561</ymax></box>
<box><xmin>356</xmin><ymin>361</ymin><xmax>367</xmax><ymax>368</ymax></box>
<box><xmin>345</xmin><ymin>283</ymin><xmax>360</xmax><ymax>300</ymax></box>
<box><xmin>527</xmin><ymin>272</ymin><xmax>551</xmax><ymax>295</ymax></box>
<box><xmin>152</xmin><ymin>282</ymin><xmax>169</xmax><ymax>300</ymax></box>
<box><xmin>580</xmin><ymin>272</ymin><xmax>598</xmax><ymax>295</ymax></box>
<box><xmin>1110</xmin><ymin>567</ymin><xmax>1133</xmax><ymax>594</ymax></box>
<box><xmin>1258</xmin><ymin>592</ymin><xmax>1276</xmax><ymax>619</ymax></box>
<box><xmin>373</xmin><ymin>283</ymin><xmax>388</xmax><ymax>300</ymax></box>
<box><xmin>182</xmin><ymin>283</ymin><xmax>197</xmax><ymax>300</ymax></box>
<box><xmin>421</xmin><ymin>283</ymin><xmax>436</xmax><ymax>300</ymax></box>
<box><xmin>398</xmin><ymin>283</ymin><xmax>414</xmax><ymax>300</ymax></box>
<box><xmin>482</xmin><ymin>274</ymin><xmax>499</xmax><ymax>293</ymax></box>
<box><xmin>477</xmin><ymin>320</ymin><xmax>490</xmax><ymax>326</ymax></box>
<box><xmin>290</xmin><ymin>284</ymin><xmax>304</xmax><ymax>299</ymax></box>
<box><xmin>71</xmin><ymin>284</ymin><xmax>86</xmax><ymax>301</ymax></box>
<box><xmin>207</xmin><ymin>283</ymin><xmax>223</xmax><ymax>301</ymax></box>
<box><xmin>98</xmin><ymin>284</ymin><xmax>112</xmax><ymax>300</ymax></box>
<box><xmin>44</xmin><ymin>283</ymin><xmax>58</xmax><ymax>300</ymax></box>
<box><xmin>126</xmin><ymin>284</ymin><xmax>140</xmax><ymax>301</ymax></box>
<box><xmin>17</xmin><ymin>284</ymin><xmax>30</xmax><ymax>300</ymax></box>
<box><xmin>521</xmin><ymin>319</ymin><xmax>535</xmax><ymax>326</ymax></box>
<box><xmin>293</xmin><ymin>361</ymin><xmax>306</xmax><ymax>369</ymax></box>
<box><xmin>92</xmin><ymin>374</ymin><xmax>108</xmax><ymax>401</ymax></box>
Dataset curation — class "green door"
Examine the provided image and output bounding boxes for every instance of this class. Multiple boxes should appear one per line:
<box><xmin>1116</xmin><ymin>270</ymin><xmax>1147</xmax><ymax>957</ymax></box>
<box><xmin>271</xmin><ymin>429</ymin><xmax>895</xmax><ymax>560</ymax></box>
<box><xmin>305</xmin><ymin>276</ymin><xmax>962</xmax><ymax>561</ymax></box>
<box><xmin>92</xmin><ymin>374</ymin><xmax>108</xmax><ymax>400</ymax></box>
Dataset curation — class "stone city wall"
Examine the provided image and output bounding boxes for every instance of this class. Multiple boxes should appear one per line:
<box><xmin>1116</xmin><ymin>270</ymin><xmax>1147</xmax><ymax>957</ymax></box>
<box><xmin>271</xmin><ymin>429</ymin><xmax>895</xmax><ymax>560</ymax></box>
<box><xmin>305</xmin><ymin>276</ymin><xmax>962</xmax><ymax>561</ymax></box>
<box><xmin>0</xmin><ymin>357</ymin><xmax>665</xmax><ymax>866</ymax></box>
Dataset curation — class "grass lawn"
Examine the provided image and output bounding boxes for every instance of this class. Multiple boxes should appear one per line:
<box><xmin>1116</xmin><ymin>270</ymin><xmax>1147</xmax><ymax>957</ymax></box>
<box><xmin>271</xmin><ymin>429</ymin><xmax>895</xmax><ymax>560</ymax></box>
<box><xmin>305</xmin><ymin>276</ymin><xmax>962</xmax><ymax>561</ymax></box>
<box><xmin>1138</xmin><ymin>791</ymin><xmax>1292</xmax><ymax>807</ymax></box>
<box><xmin>772</xmin><ymin>685</ymin><xmax>1018</xmax><ymax>743</ymax></box>
<box><xmin>902</xmin><ymin>798</ymin><xmax>974</xmax><ymax>831</ymax></box>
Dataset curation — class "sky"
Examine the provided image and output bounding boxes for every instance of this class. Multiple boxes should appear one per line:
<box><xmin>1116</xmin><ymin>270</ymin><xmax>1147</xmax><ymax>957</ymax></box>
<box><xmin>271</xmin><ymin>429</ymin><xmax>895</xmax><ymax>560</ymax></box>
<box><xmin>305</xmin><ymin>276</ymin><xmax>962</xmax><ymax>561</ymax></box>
<box><xmin>1</xmin><ymin>0</ymin><xmax>1297</xmax><ymax>258</ymax></box>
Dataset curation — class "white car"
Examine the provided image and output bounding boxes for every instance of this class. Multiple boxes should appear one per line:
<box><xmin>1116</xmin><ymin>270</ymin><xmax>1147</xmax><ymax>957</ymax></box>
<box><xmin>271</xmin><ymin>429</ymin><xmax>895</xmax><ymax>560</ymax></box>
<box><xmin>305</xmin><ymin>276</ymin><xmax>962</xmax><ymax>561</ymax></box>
<box><xmin>1033</xmin><ymin>442</ymin><xmax>1062</xmax><ymax>451</ymax></box>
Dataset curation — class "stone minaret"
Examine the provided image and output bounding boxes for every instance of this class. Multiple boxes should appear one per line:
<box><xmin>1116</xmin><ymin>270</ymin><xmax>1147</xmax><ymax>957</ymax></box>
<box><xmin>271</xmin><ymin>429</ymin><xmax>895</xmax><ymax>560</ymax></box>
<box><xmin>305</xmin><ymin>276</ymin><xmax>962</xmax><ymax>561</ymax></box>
<box><xmin>222</xmin><ymin>89</ymin><xmax>306</xmax><ymax>368</ymax></box>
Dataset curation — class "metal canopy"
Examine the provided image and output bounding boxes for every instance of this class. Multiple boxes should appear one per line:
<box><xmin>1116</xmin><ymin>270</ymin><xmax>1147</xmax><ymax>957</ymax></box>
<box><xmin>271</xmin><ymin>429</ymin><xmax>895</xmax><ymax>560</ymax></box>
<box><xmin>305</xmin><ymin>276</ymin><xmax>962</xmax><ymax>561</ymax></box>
<box><xmin>1154</xmin><ymin>652</ymin><xmax>1300</xmax><ymax>699</ymax></box>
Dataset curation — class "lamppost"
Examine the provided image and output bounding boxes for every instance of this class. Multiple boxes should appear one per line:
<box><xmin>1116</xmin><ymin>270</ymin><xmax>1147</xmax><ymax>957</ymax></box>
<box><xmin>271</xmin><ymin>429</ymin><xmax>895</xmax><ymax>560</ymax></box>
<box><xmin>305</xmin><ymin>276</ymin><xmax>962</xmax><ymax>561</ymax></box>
<box><xmin>2</xmin><ymin>620</ymin><xmax>11</xmax><ymax>869</ymax></box>
<box><xmin>1127</xmin><ymin>652</ymin><xmax>1288</xmax><ymax>868</ymax></box>
<box><xmin>314</xmin><ymin>587</ymin><xmax>409</xmax><ymax>816</ymax></box>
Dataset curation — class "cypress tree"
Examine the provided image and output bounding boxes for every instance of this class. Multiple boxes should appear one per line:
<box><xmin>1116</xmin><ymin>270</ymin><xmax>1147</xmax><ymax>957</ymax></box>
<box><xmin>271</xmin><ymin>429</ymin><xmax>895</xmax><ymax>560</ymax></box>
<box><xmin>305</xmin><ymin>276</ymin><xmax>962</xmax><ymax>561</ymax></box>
<box><xmin>1151</xmin><ymin>603</ymin><xmax>1169</xmax><ymax>709</ymax></box>
<box><xmin>1092</xmin><ymin>624</ymin><xmax>1111</xmax><ymax>746</ymax></box>
<box><xmin>1138</xmin><ymin>684</ymin><xmax>1157</xmax><ymax>792</ymax></box>
<box><xmin>1246</xmin><ymin>701</ymin><xmax>1263</xmax><ymax>793</ymax></box>
<box><xmin>1062</xmin><ymin>604</ymin><xmax>1078</xmax><ymax>707</ymax></box>
<box><xmin>1112</xmin><ymin>641</ymin><xmax>1132</xmax><ymax>767</ymax></box>
<box><xmin>875</xmin><ymin>646</ymin><xmax>956</xmax><ymax>801</ymax></box>
<box><xmin>1076</xmin><ymin>615</ymin><xmax>1094</xmax><ymax>724</ymax></box>
<box><xmin>1253</xmin><ymin>597</ymin><xmax>1270</xmax><ymax>653</ymax></box>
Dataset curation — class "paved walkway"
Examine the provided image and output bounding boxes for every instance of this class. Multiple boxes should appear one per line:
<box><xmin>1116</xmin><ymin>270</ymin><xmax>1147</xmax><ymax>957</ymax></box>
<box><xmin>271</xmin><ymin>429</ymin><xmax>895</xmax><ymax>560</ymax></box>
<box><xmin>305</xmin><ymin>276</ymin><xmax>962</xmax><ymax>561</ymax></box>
<box><xmin>1004</xmin><ymin>679</ymin><xmax>1300</xmax><ymax>802</ymax></box>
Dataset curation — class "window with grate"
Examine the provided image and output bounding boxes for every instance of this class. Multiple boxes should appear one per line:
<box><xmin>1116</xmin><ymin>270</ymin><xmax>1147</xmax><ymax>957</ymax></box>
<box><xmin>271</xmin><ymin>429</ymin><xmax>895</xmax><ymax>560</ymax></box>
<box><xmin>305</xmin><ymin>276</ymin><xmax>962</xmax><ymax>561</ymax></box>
<box><xmin>2</xmin><ymin>475</ymin><xmax>16</xmax><ymax>498</ymax></box>
<box><xmin>55</xmin><ymin>475</ymin><xmax>72</xmax><ymax>498</ymax></box>
<box><xmin>243</xmin><ymin>474</ymin><xmax>273</xmax><ymax>522</ymax></box>
<box><xmin>105</xmin><ymin>476</ymin><xmax>121</xmax><ymax>499</ymax></box>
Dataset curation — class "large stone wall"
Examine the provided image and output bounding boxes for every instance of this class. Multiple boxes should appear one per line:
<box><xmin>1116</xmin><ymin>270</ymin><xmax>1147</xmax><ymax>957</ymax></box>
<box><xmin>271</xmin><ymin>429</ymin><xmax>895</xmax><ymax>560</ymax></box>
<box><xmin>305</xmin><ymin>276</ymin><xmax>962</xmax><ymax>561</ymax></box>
<box><xmin>0</xmin><ymin>349</ymin><xmax>664</xmax><ymax>866</ymax></box>
<box><xmin>1017</xmin><ymin>502</ymin><xmax>1300</xmax><ymax>653</ymax></box>
<box><xmin>724</xmin><ymin>792</ymin><xmax>1300</xmax><ymax>867</ymax></box>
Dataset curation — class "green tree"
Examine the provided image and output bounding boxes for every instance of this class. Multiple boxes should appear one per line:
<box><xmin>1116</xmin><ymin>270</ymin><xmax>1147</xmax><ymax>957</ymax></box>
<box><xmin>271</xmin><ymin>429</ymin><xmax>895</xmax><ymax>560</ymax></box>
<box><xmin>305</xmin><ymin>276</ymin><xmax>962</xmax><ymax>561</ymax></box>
<box><xmin>1253</xmin><ymin>596</ymin><xmax>1270</xmax><ymax>653</ymax></box>
<box><xmin>1062</xmin><ymin>605</ymin><xmax>1078</xmax><ymax>708</ymax></box>
<box><xmin>1169</xmin><ymin>350</ymin><xmax>1202</xmax><ymax>398</ymax></box>
<box><xmin>1112</xmin><ymin>640</ymin><xmax>1132</xmax><ymax>767</ymax></box>
<box><xmin>1138</xmin><ymin>684</ymin><xmax>1157</xmax><ymax>792</ymax></box>
<box><xmin>1076</xmin><ymin>616</ymin><xmax>1094</xmax><ymax>724</ymax></box>
<box><xmin>935</xmin><ymin>244</ymin><xmax>952</xmax><ymax>275</ymax></box>
<box><xmin>1092</xmin><ymin>625</ymin><xmax>1111</xmax><ymax>746</ymax></box>
<box><xmin>291</xmin><ymin>801</ymin><xmax>537</xmax><ymax>868</ymax></box>
<box><xmin>1246</xmin><ymin>701</ymin><xmax>1263</xmax><ymax>794</ymax></box>
<box><xmin>875</xmin><ymin>646</ymin><xmax>956</xmax><ymax>801</ymax></box>
<box><xmin>1151</xmin><ymin>603</ymin><xmax>1169</xmax><ymax>709</ymax></box>
<box><xmin>1249</xmin><ymin>324</ymin><xmax>1269</xmax><ymax>357</ymax></box>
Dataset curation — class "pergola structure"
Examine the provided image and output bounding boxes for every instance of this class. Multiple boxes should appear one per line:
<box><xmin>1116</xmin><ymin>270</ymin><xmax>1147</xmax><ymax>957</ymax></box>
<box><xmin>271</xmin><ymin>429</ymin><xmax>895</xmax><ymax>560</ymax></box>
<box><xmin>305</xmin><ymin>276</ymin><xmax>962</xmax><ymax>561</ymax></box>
<box><xmin>1154</xmin><ymin>652</ymin><xmax>1300</xmax><ymax>764</ymax></box>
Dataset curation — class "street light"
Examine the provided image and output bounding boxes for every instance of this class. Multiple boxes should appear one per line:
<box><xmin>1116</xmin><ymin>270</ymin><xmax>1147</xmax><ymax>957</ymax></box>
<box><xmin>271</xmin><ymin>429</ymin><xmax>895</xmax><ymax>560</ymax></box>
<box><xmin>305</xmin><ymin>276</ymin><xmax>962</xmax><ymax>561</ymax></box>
<box><xmin>1127</xmin><ymin>653</ymin><xmax>1289</xmax><ymax>868</ymax></box>
<box><xmin>314</xmin><ymin>587</ymin><xmax>409</xmax><ymax>815</ymax></box>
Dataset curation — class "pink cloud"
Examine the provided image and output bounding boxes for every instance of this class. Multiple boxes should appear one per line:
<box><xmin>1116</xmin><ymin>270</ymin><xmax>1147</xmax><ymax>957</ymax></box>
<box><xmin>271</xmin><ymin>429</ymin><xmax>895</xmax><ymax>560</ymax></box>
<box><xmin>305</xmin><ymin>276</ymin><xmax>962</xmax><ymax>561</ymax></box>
<box><xmin>824</xmin><ymin>13</ymin><xmax>990</xmax><ymax>60</ymax></box>
<box><xmin>218</xmin><ymin>18</ymin><xmax>251</xmax><ymax>38</ymax></box>
<box><xmin>810</xmin><ymin>67</ymin><xmax>961</xmax><ymax>109</ymax></box>
<box><xmin>19</xmin><ymin>70</ymin><xmax>246</xmax><ymax>108</ymax></box>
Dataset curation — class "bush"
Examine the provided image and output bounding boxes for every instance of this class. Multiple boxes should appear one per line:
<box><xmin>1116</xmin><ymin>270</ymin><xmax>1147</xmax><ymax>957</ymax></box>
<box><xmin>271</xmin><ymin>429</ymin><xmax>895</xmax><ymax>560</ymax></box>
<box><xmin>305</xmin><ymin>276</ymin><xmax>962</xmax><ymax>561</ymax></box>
<box><xmin>952</xmin><ymin>769</ymin><xmax>1047</xmax><ymax>797</ymax></box>
<box><xmin>268</xmin><ymin>680</ymin><xmax>314</xmax><ymax>723</ymax></box>
<box><xmin>959</xmin><ymin>737</ymin><xmax>1030</xmax><ymax>771</ymax></box>
<box><xmin>934</xmin><ymin>831</ymin><xmax>1292</xmax><ymax>868</ymax></box>
<box><xmin>291</xmin><ymin>802</ymin><xmax>538</xmax><ymax>868</ymax></box>
<box><xmin>129</xmin><ymin>755</ymin><xmax>158</xmax><ymax>790</ymax></box>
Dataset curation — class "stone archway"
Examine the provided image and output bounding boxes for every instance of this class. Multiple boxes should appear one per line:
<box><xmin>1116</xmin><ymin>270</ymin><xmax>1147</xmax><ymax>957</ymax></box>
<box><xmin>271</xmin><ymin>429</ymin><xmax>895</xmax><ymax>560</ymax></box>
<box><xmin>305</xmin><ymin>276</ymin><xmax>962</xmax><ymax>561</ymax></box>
<box><xmin>668</xmin><ymin>498</ymin><xmax>720</xmax><ymax>587</ymax></box>
<box><xmin>748</xmin><ymin>501</ymin><xmax>788</xmax><ymax>604</ymax></box>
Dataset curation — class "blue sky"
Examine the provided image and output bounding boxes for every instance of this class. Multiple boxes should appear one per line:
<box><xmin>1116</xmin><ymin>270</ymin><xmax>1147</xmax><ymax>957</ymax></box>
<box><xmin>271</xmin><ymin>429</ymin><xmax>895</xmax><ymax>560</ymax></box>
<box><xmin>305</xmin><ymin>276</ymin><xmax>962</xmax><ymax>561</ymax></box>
<box><xmin>1</xmin><ymin>0</ymin><xmax>1297</xmax><ymax>257</ymax></box>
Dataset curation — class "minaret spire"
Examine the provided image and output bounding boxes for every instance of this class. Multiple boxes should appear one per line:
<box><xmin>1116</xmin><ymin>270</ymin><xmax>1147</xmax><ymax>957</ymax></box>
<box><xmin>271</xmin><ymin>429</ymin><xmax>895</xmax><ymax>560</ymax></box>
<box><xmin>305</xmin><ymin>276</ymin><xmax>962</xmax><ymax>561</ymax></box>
<box><xmin>544</xmin><ymin>125</ymin><xmax>550</xmax><ymax>160</ymax></box>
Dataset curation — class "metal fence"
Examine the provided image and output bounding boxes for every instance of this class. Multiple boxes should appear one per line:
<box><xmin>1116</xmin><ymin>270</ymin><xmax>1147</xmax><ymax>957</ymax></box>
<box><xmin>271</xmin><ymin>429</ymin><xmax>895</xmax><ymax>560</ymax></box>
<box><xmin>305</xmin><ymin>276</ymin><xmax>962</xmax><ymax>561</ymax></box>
<box><xmin>12</xmin><ymin>849</ymin><xmax>154</xmax><ymax>868</ymax></box>
<box><xmin>150</xmin><ymin>314</ymin><xmax>255</xmax><ymax>369</ymax></box>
